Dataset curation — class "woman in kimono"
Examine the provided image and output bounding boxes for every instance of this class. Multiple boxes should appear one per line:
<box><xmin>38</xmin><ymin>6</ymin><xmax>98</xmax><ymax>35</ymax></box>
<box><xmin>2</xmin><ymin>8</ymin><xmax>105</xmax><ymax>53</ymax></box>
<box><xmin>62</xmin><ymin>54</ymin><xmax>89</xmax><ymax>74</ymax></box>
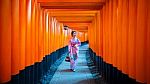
<box><xmin>68</xmin><ymin>31</ymin><xmax>81</xmax><ymax>72</ymax></box>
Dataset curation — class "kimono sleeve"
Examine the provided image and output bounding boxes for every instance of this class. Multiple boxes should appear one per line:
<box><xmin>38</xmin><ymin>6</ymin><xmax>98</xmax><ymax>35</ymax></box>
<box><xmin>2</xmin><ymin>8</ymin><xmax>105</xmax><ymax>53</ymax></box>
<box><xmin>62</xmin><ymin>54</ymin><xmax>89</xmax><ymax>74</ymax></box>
<box><xmin>77</xmin><ymin>38</ymin><xmax>81</xmax><ymax>46</ymax></box>
<box><xmin>68</xmin><ymin>39</ymin><xmax>71</xmax><ymax>52</ymax></box>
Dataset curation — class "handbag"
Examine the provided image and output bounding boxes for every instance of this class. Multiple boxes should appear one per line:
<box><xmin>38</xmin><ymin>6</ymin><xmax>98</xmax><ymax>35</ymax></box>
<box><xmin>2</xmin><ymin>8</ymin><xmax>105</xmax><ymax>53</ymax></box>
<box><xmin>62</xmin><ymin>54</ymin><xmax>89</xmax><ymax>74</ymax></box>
<box><xmin>65</xmin><ymin>52</ymin><xmax>70</xmax><ymax>62</ymax></box>
<box><xmin>65</xmin><ymin>56</ymin><xmax>70</xmax><ymax>62</ymax></box>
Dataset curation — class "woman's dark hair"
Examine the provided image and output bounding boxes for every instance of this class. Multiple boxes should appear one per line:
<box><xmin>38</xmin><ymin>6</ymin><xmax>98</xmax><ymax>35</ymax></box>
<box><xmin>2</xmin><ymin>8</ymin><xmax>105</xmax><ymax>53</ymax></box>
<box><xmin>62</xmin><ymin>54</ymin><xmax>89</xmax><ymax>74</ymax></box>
<box><xmin>71</xmin><ymin>31</ymin><xmax>76</xmax><ymax>36</ymax></box>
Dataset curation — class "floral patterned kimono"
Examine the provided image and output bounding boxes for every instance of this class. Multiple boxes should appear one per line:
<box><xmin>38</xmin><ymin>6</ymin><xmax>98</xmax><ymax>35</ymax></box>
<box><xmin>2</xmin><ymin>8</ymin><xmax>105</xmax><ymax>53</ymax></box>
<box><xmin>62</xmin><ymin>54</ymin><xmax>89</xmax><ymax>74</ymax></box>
<box><xmin>68</xmin><ymin>37</ymin><xmax>81</xmax><ymax>70</ymax></box>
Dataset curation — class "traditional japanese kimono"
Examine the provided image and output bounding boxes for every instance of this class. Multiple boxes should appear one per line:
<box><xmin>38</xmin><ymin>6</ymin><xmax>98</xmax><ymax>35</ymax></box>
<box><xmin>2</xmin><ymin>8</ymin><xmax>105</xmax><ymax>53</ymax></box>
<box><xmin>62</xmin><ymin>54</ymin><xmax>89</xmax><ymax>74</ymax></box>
<box><xmin>68</xmin><ymin>37</ymin><xmax>81</xmax><ymax>70</ymax></box>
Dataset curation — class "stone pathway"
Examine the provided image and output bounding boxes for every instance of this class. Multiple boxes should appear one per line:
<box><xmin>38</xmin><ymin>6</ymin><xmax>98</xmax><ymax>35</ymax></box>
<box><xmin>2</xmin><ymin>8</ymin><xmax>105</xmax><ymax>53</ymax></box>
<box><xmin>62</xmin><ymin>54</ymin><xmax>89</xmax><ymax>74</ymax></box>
<box><xmin>49</xmin><ymin>44</ymin><xmax>96</xmax><ymax>84</ymax></box>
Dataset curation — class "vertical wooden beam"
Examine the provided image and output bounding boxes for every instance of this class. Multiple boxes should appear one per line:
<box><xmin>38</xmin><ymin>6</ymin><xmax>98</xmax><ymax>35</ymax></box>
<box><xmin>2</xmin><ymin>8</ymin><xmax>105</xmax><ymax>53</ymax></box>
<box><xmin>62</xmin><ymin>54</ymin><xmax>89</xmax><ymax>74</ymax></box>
<box><xmin>128</xmin><ymin>0</ymin><xmax>137</xmax><ymax>79</ymax></box>
<box><xmin>19</xmin><ymin>0</ymin><xmax>26</xmax><ymax>70</ymax></box>
<box><xmin>121</xmin><ymin>0</ymin><xmax>129</xmax><ymax>74</ymax></box>
<box><xmin>136</xmin><ymin>0</ymin><xmax>147</xmax><ymax>83</ymax></box>
<box><xmin>0</xmin><ymin>0</ymin><xmax>11</xmax><ymax>83</ymax></box>
<box><xmin>26</xmin><ymin>0</ymin><xmax>32</xmax><ymax>66</ymax></box>
<box><xmin>11</xmin><ymin>0</ymin><xmax>20</xmax><ymax>75</ymax></box>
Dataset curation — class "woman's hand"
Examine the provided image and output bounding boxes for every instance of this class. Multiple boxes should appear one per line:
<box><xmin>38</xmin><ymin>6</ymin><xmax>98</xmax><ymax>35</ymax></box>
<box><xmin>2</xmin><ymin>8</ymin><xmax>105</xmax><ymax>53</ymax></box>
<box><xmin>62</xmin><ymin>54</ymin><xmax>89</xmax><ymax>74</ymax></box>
<box><xmin>74</xmin><ymin>44</ymin><xmax>78</xmax><ymax>48</ymax></box>
<box><xmin>75</xmin><ymin>44</ymin><xmax>78</xmax><ymax>47</ymax></box>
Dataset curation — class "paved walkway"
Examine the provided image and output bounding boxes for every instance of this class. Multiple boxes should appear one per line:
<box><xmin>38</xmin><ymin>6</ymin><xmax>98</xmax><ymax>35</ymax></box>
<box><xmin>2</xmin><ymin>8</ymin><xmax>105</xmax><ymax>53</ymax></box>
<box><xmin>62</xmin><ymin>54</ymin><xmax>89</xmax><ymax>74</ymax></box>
<box><xmin>49</xmin><ymin>44</ymin><xmax>96</xmax><ymax>84</ymax></box>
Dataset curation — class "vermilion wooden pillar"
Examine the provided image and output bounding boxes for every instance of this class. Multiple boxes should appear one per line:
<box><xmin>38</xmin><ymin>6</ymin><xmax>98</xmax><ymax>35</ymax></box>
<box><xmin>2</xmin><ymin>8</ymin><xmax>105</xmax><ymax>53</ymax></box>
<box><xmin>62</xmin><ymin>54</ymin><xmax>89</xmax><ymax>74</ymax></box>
<box><xmin>117</xmin><ymin>0</ymin><xmax>123</xmax><ymax>71</ymax></box>
<box><xmin>112</xmin><ymin>0</ymin><xmax>117</xmax><ymax>67</ymax></box>
<box><xmin>48</xmin><ymin>13</ymin><xmax>51</xmax><ymax>54</ymax></box>
<box><xmin>26</xmin><ymin>0</ymin><xmax>32</xmax><ymax>66</ymax></box>
<box><xmin>49</xmin><ymin>15</ymin><xmax>52</xmax><ymax>52</ymax></box>
<box><xmin>100</xmin><ymin>10</ymin><xmax>103</xmax><ymax>57</ymax></box>
<box><xmin>0</xmin><ymin>0</ymin><xmax>11</xmax><ymax>83</ymax></box>
<box><xmin>19</xmin><ymin>0</ymin><xmax>26</xmax><ymax>70</ymax></box>
<box><xmin>128</xmin><ymin>0</ymin><xmax>137</xmax><ymax>79</ymax></box>
<box><xmin>49</xmin><ymin>14</ymin><xmax>51</xmax><ymax>53</ymax></box>
<box><xmin>60</xmin><ymin>23</ymin><xmax>63</xmax><ymax>49</ymax></box>
<box><xmin>102</xmin><ymin>4</ymin><xmax>106</xmax><ymax>61</ymax></box>
<box><xmin>11</xmin><ymin>0</ymin><xmax>20</xmax><ymax>75</ymax></box>
<box><xmin>54</xmin><ymin>18</ymin><xmax>57</xmax><ymax>51</ymax></box>
<box><xmin>31</xmin><ymin>0</ymin><xmax>36</xmax><ymax>65</ymax></box>
<box><xmin>93</xmin><ymin>16</ymin><xmax>97</xmax><ymax>55</ymax></box>
<box><xmin>35</xmin><ymin>2</ymin><xmax>40</xmax><ymax>62</ymax></box>
<box><xmin>121</xmin><ymin>0</ymin><xmax>129</xmax><ymax>74</ymax></box>
<box><xmin>105</xmin><ymin>0</ymin><xmax>109</xmax><ymax>63</ymax></box>
<box><xmin>136</xmin><ymin>0</ymin><xmax>147</xmax><ymax>83</ymax></box>
<box><xmin>51</xmin><ymin>17</ymin><xmax>55</xmax><ymax>52</ymax></box>
<box><xmin>45</xmin><ymin>13</ymin><xmax>49</xmax><ymax>55</ymax></box>
<box><xmin>38</xmin><ymin>8</ymin><xmax>44</xmax><ymax>62</ymax></box>
<box><xmin>96</xmin><ymin>12</ymin><xmax>100</xmax><ymax>56</ymax></box>
<box><xmin>58</xmin><ymin>22</ymin><xmax>61</xmax><ymax>49</ymax></box>
<box><xmin>42</xmin><ymin>9</ymin><xmax>46</xmax><ymax>57</ymax></box>
<box><xmin>108</xmin><ymin>0</ymin><xmax>113</xmax><ymax>64</ymax></box>
<box><xmin>147</xmin><ymin>0</ymin><xmax>150</xmax><ymax>83</ymax></box>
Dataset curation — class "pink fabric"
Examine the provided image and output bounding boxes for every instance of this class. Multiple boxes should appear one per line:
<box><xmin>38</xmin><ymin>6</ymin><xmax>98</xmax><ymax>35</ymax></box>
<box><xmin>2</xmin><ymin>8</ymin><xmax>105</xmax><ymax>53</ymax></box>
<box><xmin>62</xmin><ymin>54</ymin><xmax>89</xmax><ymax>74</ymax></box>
<box><xmin>68</xmin><ymin>37</ymin><xmax>81</xmax><ymax>55</ymax></box>
<box><xmin>68</xmin><ymin>37</ymin><xmax>81</xmax><ymax>70</ymax></box>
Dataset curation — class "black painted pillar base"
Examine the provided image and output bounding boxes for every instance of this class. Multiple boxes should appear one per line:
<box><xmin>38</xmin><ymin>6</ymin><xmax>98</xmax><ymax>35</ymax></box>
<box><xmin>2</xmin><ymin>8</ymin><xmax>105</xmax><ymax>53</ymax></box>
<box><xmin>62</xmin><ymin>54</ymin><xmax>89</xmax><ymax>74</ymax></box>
<box><xmin>10</xmin><ymin>43</ymin><xmax>87</xmax><ymax>84</ymax></box>
<box><xmin>88</xmin><ymin>48</ymin><xmax>143</xmax><ymax>84</ymax></box>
